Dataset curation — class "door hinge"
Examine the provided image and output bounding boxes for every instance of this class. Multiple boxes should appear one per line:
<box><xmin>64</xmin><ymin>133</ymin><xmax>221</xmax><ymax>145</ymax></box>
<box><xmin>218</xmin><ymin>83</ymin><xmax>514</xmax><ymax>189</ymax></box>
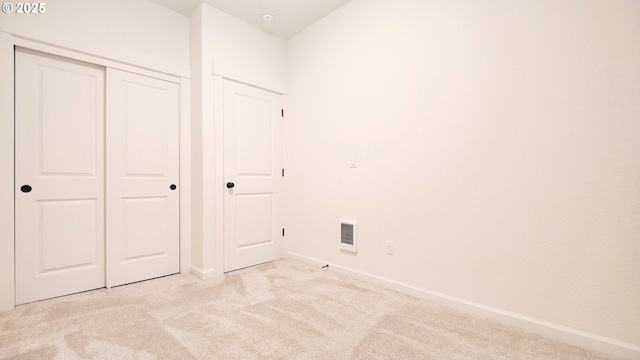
<box><xmin>282</xmin><ymin>168</ymin><xmax>284</xmax><ymax>177</ymax></box>
<box><xmin>281</xmin><ymin>109</ymin><xmax>284</xmax><ymax>117</ymax></box>
<box><xmin>282</xmin><ymin>228</ymin><xmax>285</xmax><ymax>236</ymax></box>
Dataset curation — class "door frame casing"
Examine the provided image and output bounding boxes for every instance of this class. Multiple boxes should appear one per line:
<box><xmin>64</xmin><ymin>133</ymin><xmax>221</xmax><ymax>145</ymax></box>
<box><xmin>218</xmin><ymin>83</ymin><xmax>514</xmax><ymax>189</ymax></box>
<box><xmin>0</xmin><ymin>34</ymin><xmax>191</xmax><ymax>312</ymax></box>
<box><xmin>0</xmin><ymin>32</ymin><xmax>15</xmax><ymax>313</ymax></box>
<box><xmin>213</xmin><ymin>74</ymin><xmax>225</xmax><ymax>276</ymax></box>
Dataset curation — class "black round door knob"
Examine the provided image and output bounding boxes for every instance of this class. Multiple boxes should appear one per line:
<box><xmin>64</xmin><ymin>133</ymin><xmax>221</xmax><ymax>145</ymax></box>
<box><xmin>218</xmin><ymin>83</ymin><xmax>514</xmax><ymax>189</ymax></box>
<box><xmin>170</xmin><ymin>184</ymin><xmax>177</xmax><ymax>190</ymax></box>
<box><xmin>226</xmin><ymin>182</ymin><xmax>235</xmax><ymax>189</ymax></box>
<box><xmin>20</xmin><ymin>185</ymin><xmax>32</xmax><ymax>193</ymax></box>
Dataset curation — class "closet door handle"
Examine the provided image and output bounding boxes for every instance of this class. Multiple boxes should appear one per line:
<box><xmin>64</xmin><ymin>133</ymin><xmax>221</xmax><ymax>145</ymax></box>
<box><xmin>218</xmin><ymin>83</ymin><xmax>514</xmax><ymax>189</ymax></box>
<box><xmin>20</xmin><ymin>185</ymin><xmax>32</xmax><ymax>193</ymax></box>
<box><xmin>170</xmin><ymin>184</ymin><xmax>177</xmax><ymax>190</ymax></box>
<box><xmin>226</xmin><ymin>182</ymin><xmax>235</xmax><ymax>189</ymax></box>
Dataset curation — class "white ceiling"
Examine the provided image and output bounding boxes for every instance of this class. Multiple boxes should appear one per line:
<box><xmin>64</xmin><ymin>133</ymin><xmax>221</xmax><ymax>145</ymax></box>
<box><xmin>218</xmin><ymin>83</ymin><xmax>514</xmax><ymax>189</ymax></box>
<box><xmin>149</xmin><ymin>0</ymin><xmax>352</xmax><ymax>39</ymax></box>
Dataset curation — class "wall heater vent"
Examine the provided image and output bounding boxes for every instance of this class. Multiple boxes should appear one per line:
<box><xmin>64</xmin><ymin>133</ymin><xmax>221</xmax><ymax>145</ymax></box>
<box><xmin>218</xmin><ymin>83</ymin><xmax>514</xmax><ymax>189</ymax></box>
<box><xmin>340</xmin><ymin>220</ymin><xmax>357</xmax><ymax>252</ymax></box>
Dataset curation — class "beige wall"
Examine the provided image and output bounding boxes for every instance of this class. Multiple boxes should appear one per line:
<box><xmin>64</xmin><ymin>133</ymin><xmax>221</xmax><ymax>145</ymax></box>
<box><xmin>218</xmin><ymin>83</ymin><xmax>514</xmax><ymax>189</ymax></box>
<box><xmin>189</xmin><ymin>4</ymin><xmax>287</xmax><ymax>278</ymax></box>
<box><xmin>205</xmin><ymin>5</ymin><xmax>287</xmax><ymax>93</ymax></box>
<box><xmin>0</xmin><ymin>0</ymin><xmax>189</xmax><ymax>76</ymax></box>
<box><xmin>2</xmin><ymin>0</ymin><xmax>638</xmax><ymax>356</ymax></box>
<box><xmin>285</xmin><ymin>0</ymin><xmax>640</xmax><ymax>351</ymax></box>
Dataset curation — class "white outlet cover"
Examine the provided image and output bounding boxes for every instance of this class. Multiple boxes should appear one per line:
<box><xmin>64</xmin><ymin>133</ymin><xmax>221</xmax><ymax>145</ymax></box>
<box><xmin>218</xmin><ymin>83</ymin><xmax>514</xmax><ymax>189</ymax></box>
<box><xmin>386</xmin><ymin>240</ymin><xmax>394</xmax><ymax>255</ymax></box>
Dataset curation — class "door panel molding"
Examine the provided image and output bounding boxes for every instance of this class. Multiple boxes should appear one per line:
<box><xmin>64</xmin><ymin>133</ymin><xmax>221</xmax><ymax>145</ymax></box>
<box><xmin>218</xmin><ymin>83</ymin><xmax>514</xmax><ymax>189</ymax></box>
<box><xmin>106</xmin><ymin>68</ymin><xmax>180</xmax><ymax>288</ymax></box>
<box><xmin>3</xmin><ymin>40</ymin><xmax>190</xmax><ymax>312</ymax></box>
<box><xmin>13</xmin><ymin>48</ymin><xmax>185</xmax><ymax>305</ymax></box>
<box><xmin>15</xmin><ymin>48</ymin><xmax>106</xmax><ymax>304</ymax></box>
<box><xmin>223</xmin><ymin>79</ymin><xmax>283</xmax><ymax>272</ymax></box>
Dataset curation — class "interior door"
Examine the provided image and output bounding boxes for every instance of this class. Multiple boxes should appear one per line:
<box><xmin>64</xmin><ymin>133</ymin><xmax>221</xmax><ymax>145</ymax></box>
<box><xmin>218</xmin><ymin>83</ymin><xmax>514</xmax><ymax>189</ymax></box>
<box><xmin>15</xmin><ymin>48</ymin><xmax>105</xmax><ymax>304</ymax></box>
<box><xmin>223</xmin><ymin>80</ymin><xmax>283</xmax><ymax>272</ymax></box>
<box><xmin>106</xmin><ymin>69</ymin><xmax>179</xmax><ymax>287</ymax></box>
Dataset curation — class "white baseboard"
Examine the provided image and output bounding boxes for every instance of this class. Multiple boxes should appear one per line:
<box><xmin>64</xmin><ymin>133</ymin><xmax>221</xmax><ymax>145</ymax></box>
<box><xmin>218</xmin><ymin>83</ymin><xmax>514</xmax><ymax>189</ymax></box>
<box><xmin>286</xmin><ymin>252</ymin><xmax>640</xmax><ymax>360</ymax></box>
<box><xmin>190</xmin><ymin>265</ymin><xmax>217</xmax><ymax>280</ymax></box>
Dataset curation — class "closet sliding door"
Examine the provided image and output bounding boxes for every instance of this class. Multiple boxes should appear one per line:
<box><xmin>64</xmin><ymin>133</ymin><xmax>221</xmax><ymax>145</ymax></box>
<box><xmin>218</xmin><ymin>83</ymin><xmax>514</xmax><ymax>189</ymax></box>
<box><xmin>15</xmin><ymin>48</ymin><xmax>106</xmax><ymax>304</ymax></box>
<box><xmin>15</xmin><ymin>49</ymin><xmax>180</xmax><ymax>304</ymax></box>
<box><xmin>106</xmin><ymin>69</ymin><xmax>180</xmax><ymax>288</ymax></box>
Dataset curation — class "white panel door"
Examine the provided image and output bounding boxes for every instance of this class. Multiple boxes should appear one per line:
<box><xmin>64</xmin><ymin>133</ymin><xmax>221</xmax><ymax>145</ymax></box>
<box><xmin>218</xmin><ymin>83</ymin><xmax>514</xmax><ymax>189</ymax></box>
<box><xmin>106</xmin><ymin>69</ymin><xmax>179</xmax><ymax>287</ymax></box>
<box><xmin>15</xmin><ymin>48</ymin><xmax>105</xmax><ymax>304</ymax></box>
<box><xmin>223</xmin><ymin>80</ymin><xmax>283</xmax><ymax>272</ymax></box>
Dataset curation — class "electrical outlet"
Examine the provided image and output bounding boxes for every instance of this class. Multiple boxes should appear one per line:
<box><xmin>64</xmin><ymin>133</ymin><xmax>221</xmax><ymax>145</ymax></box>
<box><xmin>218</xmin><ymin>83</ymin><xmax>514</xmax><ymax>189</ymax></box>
<box><xmin>386</xmin><ymin>240</ymin><xmax>394</xmax><ymax>255</ymax></box>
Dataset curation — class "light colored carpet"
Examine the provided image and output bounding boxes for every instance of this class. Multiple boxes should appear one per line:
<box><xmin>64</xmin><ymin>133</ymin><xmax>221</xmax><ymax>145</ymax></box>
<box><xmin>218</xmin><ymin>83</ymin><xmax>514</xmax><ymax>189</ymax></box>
<box><xmin>0</xmin><ymin>259</ymin><xmax>614</xmax><ymax>360</ymax></box>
